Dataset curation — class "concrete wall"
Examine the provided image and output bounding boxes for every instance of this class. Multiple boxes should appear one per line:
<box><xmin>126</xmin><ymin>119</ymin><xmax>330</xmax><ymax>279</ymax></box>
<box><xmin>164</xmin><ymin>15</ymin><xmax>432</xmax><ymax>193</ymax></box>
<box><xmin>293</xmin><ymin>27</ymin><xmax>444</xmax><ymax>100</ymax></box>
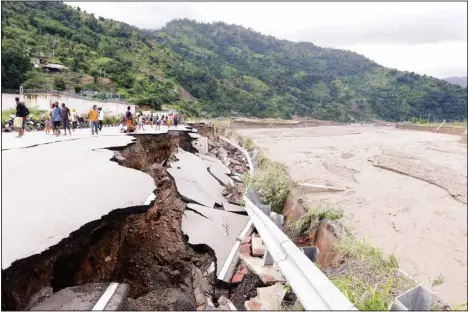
<box><xmin>2</xmin><ymin>93</ymin><xmax>136</xmax><ymax>116</ymax></box>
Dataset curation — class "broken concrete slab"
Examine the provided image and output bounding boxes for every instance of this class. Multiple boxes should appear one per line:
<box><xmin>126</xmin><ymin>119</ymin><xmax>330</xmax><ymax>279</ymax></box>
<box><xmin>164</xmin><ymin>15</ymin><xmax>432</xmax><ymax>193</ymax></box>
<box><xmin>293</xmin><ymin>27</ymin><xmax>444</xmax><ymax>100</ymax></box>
<box><xmin>231</xmin><ymin>174</ymin><xmax>243</xmax><ymax>183</ymax></box>
<box><xmin>192</xmin><ymin>136</ymin><xmax>209</xmax><ymax>154</ymax></box>
<box><xmin>168</xmin><ymin>168</ymin><xmax>216</xmax><ymax>208</ymax></box>
<box><xmin>244</xmin><ymin>283</ymin><xmax>286</xmax><ymax>310</ymax></box>
<box><xmin>2</xmin><ymin>135</ymin><xmax>156</xmax><ymax>269</ymax></box>
<box><xmin>169</xmin><ymin>148</ymin><xmax>225</xmax><ymax>207</ymax></box>
<box><xmin>251</xmin><ymin>236</ymin><xmax>265</xmax><ymax>257</ymax></box>
<box><xmin>222</xmin><ymin>201</ymin><xmax>246</xmax><ymax>214</ymax></box>
<box><xmin>182</xmin><ymin>204</ymin><xmax>249</xmax><ymax>272</ymax></box>
<box><xmin>218</xmin><ymin>296</ymin><xmax>237</xmax><ymax>311</ymax></box>
<box><xmin>239</xmin><ymin>254</ymin><xmax>285</xmax><ymax>284</ymax></box>
<box><xmin>30</xmin><ymin>283</ymin><xmax>129</xmax><ymax>311</ymax></box>
<box><xmin>207</xmin><ymin>165</ymin><xmax>231</xmax><ymax>186</ymax></box>
<box><xmin>198</xmin><ymin>154</ymin><xmax>232</xmax><ymax>174</ymax></box>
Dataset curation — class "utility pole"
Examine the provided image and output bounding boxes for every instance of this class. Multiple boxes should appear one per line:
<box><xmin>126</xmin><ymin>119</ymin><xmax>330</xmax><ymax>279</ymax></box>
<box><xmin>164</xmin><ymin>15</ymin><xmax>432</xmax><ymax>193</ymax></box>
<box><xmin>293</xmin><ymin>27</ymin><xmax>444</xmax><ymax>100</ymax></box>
<box><xmin>428</xmin><ymin>113</ymin><xmax>430</xmax><ymax>124</ymax></box>
<box><xmin>52</xmin><ymin>39</ymin><xmax>57</xmax><ymax>61</ymax></box>
<box><xmin>419</xmin><ymin>115</ymin><xmax>422</xmax><ymax>123</ymax></box>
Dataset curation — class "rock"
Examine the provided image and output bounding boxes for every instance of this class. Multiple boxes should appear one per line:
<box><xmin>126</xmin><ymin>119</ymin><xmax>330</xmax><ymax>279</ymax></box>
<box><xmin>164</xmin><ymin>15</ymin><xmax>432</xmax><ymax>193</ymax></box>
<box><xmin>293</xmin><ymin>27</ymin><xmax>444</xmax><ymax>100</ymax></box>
<box><xmin>244</xmin><ymin>283</ymin><xmax>286</xmax><ymax>310</ymax></box>
<box><xmin>239</xmin><ymin>254</ymin><xmax>285</xmax><ymax>284</ymax></box>
<box><xmin>217</xmin><ymin>296</ymin><xmax>237</xmax><ymax>311</ymax></box>
<box><xmin>241</xmin><ymin>236</ymin><xmax>251</xmax><ymax>244</ymax></box>
<box><xmin>240</xmin><ymin>243</ymin><xmax>251</xmax><ymax>255</ymax></box>
<box><xmin>251</xmin><ymin>237</ymin><xmax>265</xmax><ymax>257</ymax></box>
<box><xmin>231</xmin><ymin>272</ymin><xmax>245</xmax><ymax>284</ymax></box>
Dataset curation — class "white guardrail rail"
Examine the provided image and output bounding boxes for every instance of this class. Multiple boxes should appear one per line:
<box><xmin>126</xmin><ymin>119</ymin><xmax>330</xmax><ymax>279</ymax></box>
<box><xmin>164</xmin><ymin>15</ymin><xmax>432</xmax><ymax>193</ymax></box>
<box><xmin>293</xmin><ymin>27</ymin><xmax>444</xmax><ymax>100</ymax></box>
<box><xmin>219</xmin><ymin>135</ymin><xmax>357</xmax><ymax>311</ymax></box>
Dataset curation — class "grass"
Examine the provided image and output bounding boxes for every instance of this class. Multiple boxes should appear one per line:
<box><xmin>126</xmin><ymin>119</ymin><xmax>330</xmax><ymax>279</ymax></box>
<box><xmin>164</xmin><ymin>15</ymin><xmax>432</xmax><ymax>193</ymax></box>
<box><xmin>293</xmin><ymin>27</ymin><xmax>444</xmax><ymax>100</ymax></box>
<box><xmin>244</xmin><ymin>161</ymin><xmax>293</xmax><ymax>213</ymax></box>
<box><xmin>431</xmin><ymin>274</ymin><xmax>444</xmax><ymax>287</ymax></box>
<box><xmin>1</xmin><ymin>107</ymin><xmax>48</xmax><ymax>123</ymax></box>
<box><xmin>241</xmin><ymin>136</ymin><xmax>255</xmax><ymax>150</ymax></box>
<box><xmin>325</xmin><ymin>237</ymin><xmax>416</xmax><ymax>311</ymax></box>
<box><xmin>288</xmin><ymin>204</ymin><xmax>344</xmax><ymax>238</ymax></box>
<box><xmin>452</xmin><ymin>303</ymin><xmax>468</xmax><ymax>311</ymax></box>
<box><xmin>103</xmin><ymin>115</ymin><xmax>123</xmax><ymax>125</ymax></box>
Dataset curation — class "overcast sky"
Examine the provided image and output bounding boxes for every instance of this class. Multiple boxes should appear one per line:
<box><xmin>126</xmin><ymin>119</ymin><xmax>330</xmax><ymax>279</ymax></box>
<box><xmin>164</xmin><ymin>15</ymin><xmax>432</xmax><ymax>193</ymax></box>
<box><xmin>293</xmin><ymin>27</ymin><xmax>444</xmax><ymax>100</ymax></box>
<box><xmin>66</xmin><ymin>2</ymin><xmax>467</xmax><ymax>78</ymax></box>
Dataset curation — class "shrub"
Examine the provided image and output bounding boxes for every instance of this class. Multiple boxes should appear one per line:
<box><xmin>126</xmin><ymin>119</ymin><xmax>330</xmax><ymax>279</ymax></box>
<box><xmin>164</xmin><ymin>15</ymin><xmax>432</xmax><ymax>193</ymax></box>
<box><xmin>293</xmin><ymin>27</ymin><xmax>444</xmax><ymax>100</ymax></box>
<box><xmin>288</xmin><ymin>204</ymin><xmax>344</xmax><ymax>238</ymax></box>
<box><xmin>325</xmin><ymin>237</ymin><xmax>415</xmax><ymax>311</ymax></box>
<box><xmin>103</xmin><ymin>115</ymin><xmax>122</xmax><ymax>125</ymax></box>
<box><xmin>242</xmin><ymin>136</ymin><xmax>255</xmax><ymax>150</ymax></box>
<box><xmin>244</xmin><ymin>161</ymin><xmax>292</xmax><ymax>213</ymax></box>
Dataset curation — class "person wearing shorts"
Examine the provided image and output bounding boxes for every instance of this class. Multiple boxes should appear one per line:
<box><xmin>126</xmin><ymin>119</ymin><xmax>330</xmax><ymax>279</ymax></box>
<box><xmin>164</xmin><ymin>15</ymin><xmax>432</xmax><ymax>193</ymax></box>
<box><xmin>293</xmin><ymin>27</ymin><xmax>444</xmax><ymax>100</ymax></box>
<box><xmin>15</xmin><ymin>97</ymin><xmax>29</xmax><ymax>137</ymax></box>
<box><xmin>53</xmin><ymin>102</ymin><xmax>62</xmax><ymax>136</ymax></box>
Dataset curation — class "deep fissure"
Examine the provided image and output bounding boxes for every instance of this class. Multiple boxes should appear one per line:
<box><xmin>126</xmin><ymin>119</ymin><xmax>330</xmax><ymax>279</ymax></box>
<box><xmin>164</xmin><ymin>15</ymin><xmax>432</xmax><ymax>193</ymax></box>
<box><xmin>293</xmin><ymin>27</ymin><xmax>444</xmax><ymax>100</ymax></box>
<box><xmin>2</xmin><ymin>131</ymin><xmax>219</xmax><ymax>311</ymax></box>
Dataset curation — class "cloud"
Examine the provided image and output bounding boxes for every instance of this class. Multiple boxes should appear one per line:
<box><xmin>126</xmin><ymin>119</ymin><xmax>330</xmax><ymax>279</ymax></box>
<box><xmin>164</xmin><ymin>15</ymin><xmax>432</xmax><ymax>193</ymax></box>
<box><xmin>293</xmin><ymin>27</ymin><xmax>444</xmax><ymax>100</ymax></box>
<box><xmin>65</xmin><ymin>2</ymin><xmax>467</xmax><ymax>78</ymax></box>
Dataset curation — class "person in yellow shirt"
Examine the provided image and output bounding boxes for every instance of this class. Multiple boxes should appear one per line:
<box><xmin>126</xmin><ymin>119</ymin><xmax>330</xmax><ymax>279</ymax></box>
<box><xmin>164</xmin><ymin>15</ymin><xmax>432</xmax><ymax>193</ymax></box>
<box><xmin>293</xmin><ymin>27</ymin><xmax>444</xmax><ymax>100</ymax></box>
<box><xmin>88</xmin><ymin>105</ymin><xmax>99</xmax><ymax>135</ymax></box>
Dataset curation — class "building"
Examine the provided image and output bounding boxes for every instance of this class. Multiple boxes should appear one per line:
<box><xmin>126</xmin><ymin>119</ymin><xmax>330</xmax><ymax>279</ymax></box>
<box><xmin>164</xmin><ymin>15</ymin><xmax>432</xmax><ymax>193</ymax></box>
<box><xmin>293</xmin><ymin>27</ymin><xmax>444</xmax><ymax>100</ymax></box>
<box><xmin>31</xmin><ymin>58</ymin><xmax>69</xmax><ymax>73</ymax></box>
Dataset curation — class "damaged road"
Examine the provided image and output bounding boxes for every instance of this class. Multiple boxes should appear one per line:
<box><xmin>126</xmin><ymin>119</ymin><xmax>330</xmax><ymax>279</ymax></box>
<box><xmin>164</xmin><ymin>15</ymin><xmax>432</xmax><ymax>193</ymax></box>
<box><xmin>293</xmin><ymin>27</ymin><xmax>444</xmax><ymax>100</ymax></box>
<box><xmin>2</xmin><ymin>127</ymin><xmax>254</xmax><ymax>310</ymax></box>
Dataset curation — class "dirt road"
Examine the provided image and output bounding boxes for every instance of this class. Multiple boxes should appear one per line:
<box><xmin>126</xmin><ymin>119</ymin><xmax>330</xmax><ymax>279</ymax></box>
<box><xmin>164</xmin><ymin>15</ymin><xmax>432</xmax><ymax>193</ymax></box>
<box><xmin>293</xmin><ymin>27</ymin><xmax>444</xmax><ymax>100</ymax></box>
<box><xmin>238</xmin><ymin>125</ymin><xmax>467</xmax><ymax>305</ymax></box>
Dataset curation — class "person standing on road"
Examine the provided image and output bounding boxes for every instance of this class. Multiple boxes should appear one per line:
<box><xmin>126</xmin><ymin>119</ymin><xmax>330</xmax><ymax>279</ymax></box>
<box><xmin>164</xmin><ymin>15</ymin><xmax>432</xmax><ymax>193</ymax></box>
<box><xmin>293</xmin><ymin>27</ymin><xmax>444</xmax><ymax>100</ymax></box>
<box><xmin>98</xmin><ymin>107</ymin><xmax>104</xmax><ymax>131</ymax></box>
<box><xmin>155</xmin><ymin>114</ymin><xmax>161</xmax><ymax>131</ymax></box>
<box><xmin>88</xmin><ymin>105</ymin><xmax>99</xmax><ymax>135</ymax></box>
<box><xmin>125</xmin><ymin>106</ymin><xmax>133</xmax><ymax>130</ymax></box>
<box><xmin>61</xmin><ymin>103</ymin><xmax>72</xmax><ymax>135</ymax></box>
<box><xmin>49</xmin><ymin>103</ymin><xmax>56</xmax><ymax>135</ymax></box>
<box><xmin>15</xmin><ymin>97</ymin><xmax>30</xmax><ymax>137</ymax></box>
<box><xmin>53</xmin><ymin>102</ymin><xmax>63</xmax><ymax>137</ymax></box>
<box><xmin>137</xmin><ymin>113</ymin><xmax>145</xmax><ymax>131</ymax></box>
<box><xmin>71</xmin><ymin>108</ymin><xmax>78</xmax><ymax>131</ymax></box>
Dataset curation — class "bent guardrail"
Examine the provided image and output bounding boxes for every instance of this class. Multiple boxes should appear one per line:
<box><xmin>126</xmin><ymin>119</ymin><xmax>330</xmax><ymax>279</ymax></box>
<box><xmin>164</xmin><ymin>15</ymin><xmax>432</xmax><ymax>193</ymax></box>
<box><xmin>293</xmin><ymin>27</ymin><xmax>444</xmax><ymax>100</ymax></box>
<box><xmin>218</xmin><ymin>135</ymin><xmax>356</xmax><ymax>310</ymax></box>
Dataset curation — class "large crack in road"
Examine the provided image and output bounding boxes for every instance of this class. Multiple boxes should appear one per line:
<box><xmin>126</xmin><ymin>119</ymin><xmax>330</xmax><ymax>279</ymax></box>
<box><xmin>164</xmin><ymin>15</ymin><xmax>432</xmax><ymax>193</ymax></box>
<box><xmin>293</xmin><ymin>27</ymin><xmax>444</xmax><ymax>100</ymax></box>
<box><xmin>2</xmin><ymin>130</ymin><xmax>220</xmax><ymax>310</ymax></box>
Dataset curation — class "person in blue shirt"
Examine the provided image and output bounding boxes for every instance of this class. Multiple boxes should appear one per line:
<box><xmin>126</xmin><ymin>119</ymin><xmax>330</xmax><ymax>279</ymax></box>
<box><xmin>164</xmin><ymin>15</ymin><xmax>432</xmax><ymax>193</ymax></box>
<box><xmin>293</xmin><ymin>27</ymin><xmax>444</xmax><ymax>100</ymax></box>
<box><xmin>53</xmin><ymin>101</ymin><xmax>62</xmax><ymax>136</ymax></box>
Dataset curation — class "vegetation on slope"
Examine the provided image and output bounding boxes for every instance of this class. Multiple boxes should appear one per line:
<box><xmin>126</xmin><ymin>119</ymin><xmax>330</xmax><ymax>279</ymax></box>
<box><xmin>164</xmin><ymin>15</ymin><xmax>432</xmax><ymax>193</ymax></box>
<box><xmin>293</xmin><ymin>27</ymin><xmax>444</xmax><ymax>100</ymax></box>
<box><xmin>2</xmin><ymin>2</ymin><xmax>466</xmax><ymax>121</ymax></box>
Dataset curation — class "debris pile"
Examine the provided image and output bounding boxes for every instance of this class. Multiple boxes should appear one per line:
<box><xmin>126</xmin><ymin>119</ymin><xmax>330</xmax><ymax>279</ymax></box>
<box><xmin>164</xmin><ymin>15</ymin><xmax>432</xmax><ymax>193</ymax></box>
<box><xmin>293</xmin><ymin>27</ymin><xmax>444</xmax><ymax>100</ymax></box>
<box><xmin>208</xmin><ymin>139</ymin><xmax>250</xmax><ymax>175</ymax></box>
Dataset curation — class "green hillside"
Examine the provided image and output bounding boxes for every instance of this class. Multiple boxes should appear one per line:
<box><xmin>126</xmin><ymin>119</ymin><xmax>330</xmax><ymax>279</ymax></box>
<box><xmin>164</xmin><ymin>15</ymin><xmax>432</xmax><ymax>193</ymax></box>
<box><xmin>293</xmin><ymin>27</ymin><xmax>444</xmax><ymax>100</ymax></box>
<box><xmin>2</xmin><ymin>1</ymin><xmax>466</xmax><ymax>121</ymax></box>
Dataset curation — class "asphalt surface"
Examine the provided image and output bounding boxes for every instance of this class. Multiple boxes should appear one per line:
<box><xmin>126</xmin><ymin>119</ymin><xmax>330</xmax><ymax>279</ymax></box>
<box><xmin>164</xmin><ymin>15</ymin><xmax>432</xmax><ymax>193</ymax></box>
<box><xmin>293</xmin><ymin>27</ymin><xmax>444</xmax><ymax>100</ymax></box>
<box><xmin>1</xmin><ymin>126</ymin><xmax>188</xmax><ymax>269</ymax></box>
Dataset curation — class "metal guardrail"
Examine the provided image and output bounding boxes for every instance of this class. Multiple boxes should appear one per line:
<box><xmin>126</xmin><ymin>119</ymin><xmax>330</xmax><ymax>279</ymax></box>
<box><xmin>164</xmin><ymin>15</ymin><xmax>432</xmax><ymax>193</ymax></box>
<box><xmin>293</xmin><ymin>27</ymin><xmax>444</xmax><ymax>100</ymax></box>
<box><xmin>218</xmin><ymin>135</ymin><xmax>357</xmax><ymax>310</ymax></box>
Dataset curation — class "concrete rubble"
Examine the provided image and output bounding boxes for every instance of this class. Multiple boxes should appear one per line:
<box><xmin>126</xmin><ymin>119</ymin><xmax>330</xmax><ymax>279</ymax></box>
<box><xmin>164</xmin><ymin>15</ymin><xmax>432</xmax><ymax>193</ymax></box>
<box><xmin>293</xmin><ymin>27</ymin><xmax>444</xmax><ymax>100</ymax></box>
<box><xmin>30</xmin><ymin>283</ymin><xmax>129</xmax><ymax>311</ymax></box>
<box><xmin>244</xmin><ymin>283</ymin><xmax>287</xmax><ymax>311</ymax></box>
<box><xmin>183</xmin><ymin>203</ymin><xmax>249</xmax><ymax>271</ymax></box>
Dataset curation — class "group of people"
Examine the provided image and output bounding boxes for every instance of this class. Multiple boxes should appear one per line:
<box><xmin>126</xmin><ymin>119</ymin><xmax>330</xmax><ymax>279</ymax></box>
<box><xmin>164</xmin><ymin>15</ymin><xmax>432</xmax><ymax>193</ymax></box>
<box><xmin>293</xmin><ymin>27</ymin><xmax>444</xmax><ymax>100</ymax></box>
<box><xmin>12</xmin><ymin>97</ymin><xmax>180</xmax><ymax>137</ymax></box>
<box><xmin>44</xmin><ymin>103</ymin><xmax>105</xmax><ymax>136</ymax></box>
<box><xmin>119</xmin><ymin>107</ymin><xmax>182</xmax><ymax>133</ymax></box>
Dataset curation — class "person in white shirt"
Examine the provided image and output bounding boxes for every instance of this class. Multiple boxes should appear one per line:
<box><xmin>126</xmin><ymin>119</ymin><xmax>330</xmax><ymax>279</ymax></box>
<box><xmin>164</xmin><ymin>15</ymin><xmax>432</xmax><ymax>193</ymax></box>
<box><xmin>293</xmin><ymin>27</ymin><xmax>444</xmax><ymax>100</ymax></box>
<box><xmin>98</xmin><ymin>107</ymin><xmax>104</xmax><ymax>131</ymax></box>
<box><xmin>137</xmin><ymin>113</ymin><xmax>145</xmax><ymax>131</ymax></box>
<box><xmin>119</xmin><ymin>120</ymin><xmax>126</xmax><ymax>132</ymax></box>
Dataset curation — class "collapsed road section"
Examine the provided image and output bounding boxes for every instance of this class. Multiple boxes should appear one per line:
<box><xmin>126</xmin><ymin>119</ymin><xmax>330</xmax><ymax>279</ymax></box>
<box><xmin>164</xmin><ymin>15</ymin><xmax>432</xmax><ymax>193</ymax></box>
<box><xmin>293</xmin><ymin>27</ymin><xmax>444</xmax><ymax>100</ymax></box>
<box><xmin>1</xmin><ymin>127</ymin><xmax>276</xmax><ymax>311</ymax></box>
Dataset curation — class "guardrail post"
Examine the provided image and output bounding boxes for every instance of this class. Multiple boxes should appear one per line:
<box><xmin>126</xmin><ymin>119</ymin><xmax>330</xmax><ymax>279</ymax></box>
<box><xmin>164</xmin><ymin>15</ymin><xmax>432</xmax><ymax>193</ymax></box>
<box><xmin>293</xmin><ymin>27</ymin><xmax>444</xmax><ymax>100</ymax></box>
<box><xmin>260</xmin><ymin>204</ymin><xmax>271</xmax><ymax>217</ymax></box>
<box><xmin>263</xmin><ymin>250</ymin><xmax>274</xmax><ymax>266</ymax></box>
<box><xmin>300</xmin><ymin>247</ymin><xmax>319</xmax><ymax>263</ymax></box>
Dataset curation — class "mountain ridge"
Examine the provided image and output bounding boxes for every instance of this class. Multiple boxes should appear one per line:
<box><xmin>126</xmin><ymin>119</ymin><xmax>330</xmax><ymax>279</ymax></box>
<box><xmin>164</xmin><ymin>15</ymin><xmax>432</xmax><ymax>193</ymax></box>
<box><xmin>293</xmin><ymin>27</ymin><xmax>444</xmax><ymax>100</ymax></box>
<box><xmin>1</xmin><ymin>2</ymin><xmax>466</xmax><ymax>121</ymax></box>
<box><xmin>444</xmin><ymin>76</ymin><xmax>467</xmax><ymax>87</ymax></box>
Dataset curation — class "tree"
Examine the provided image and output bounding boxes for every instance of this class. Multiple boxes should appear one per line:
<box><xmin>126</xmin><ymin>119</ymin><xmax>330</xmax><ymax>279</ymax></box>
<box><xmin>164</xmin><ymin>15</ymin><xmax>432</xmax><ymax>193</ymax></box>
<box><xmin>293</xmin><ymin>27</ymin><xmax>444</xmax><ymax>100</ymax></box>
<box><xmin>1</xmin><ymin>46</ymin><xmax>31</xmax><ymax>89</ymax></box>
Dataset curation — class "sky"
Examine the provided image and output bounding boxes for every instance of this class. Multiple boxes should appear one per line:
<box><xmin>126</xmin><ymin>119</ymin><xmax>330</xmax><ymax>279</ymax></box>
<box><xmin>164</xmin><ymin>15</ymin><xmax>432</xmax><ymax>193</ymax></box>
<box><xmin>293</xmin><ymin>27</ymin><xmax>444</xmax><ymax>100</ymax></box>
<box><xmin>66</xmin><ymin>2</ymin><xmax>467</xmax><ymax>78</ymax></box>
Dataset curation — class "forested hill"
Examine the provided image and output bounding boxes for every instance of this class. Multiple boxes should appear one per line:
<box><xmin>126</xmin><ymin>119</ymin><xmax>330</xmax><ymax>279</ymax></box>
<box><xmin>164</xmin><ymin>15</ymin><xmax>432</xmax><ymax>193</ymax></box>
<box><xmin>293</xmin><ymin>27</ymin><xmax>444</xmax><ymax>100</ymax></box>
<box><xmin>2</xmin><ymin>2</ymin><xmax>467</xmax><ymax>121</ymax></box>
